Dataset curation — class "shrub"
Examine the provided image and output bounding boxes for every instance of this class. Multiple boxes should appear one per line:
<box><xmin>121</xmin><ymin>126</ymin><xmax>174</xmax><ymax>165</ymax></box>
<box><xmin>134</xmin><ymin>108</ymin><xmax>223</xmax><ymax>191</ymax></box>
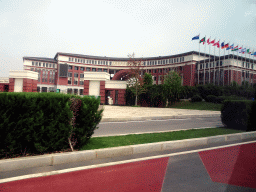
<box><xmin>191</xmin><ymin>94</ymin><xmax>202</xmax><ymax>102</ymax></box>
<box><xmin>205</xmin><ymin>95</ymin><xmax>216</xmax><ymax>103</ymax></box>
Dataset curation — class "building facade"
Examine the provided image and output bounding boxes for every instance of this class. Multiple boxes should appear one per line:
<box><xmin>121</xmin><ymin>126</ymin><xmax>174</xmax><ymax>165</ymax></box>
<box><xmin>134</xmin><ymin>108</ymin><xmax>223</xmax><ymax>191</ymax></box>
<box><xmin>1</xmin><ymin>51</ymin><xmax>256</xmax><ymax>105</ymax></box>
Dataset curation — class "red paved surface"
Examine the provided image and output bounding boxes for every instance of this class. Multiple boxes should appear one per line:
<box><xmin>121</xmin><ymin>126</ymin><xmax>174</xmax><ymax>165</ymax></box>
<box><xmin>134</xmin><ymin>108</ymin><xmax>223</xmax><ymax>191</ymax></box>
<box><xmin>199</xmin><ymin>142</ymin><xmax>256</xmax><ymax>189</ymax></box>
<box><xmin>0</xmin><ymin>157</ymin><xmax>169</xmax><ymax>192</ymax></box>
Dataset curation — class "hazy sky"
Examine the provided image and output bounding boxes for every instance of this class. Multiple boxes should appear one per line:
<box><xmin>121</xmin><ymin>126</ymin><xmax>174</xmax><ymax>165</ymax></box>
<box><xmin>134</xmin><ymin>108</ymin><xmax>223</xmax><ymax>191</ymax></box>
<box><xmin>1</xmin><ymin>0</ymin><xmax>256</xmax><ymax>77</ymax></box>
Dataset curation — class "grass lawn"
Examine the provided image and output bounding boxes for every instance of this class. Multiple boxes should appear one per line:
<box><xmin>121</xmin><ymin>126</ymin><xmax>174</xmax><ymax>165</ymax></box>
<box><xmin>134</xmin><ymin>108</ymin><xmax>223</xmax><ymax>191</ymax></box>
<box><xmin>80</xmin><ymin>127</ymin><xmax>243</xmax><ymax>151</ymax></box>
<box><xmin>168</xmin><ymin>100</ymin><xmax>222</xmax><ymax>111</ymax></box>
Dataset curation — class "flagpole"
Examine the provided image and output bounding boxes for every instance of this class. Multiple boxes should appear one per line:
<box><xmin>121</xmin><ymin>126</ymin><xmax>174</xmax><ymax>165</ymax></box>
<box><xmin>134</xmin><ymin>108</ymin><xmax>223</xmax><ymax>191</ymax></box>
<box><xmin>204</xmin><ymin>37</ymin><xmax>206</xmax><ymax>85</ymax></box>
<box><xmin>218</xmin><ymin>41</ymin><xmax>222</xmax><ymax>86</ymax></box>
<box><xmin>208</xmin><ymin>37</ymin><xmax>211</xmax><ymax>84</ymax></box>
<box><xmin>198</xmin><ymin>41</ymin><xmax>200</xmax><ymax>85</ymax></box>
<box><xmin>213</xmin><ymin>41</ymin><xmax>217</xmax><ymax>85</ymax></box>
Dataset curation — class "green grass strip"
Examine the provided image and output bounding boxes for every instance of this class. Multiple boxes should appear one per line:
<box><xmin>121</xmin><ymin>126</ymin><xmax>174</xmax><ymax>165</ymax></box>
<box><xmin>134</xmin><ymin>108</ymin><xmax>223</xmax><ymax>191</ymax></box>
<box><xmin>168</xmin><ymin>101</ymin><xmax>223</xmax><ymax>111</ymax></box>
<box><xmin>80</xmin><ymin>127</ymin><xmax>243</xmax><ymax>151</ymax></box>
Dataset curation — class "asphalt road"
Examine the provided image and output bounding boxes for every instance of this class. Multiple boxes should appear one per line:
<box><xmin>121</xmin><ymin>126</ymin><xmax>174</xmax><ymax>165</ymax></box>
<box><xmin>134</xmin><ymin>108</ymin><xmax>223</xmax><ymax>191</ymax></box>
<box><xmin>93</xmin><ymin>116</ymin><xmax>223</xmax><ymax>137</ymax></box>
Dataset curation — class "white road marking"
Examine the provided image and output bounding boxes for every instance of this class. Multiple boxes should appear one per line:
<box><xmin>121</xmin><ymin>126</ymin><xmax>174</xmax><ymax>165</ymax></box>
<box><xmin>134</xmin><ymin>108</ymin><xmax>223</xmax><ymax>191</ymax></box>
<box><xmin>99</xmin><ymin>118</ymin><xmax>191</xmax><ymax>124</ymax></box>
<box><xmin>1</xmin><ymin>140</ymin><xmax>255</xmax><ymax>184</ymax></box>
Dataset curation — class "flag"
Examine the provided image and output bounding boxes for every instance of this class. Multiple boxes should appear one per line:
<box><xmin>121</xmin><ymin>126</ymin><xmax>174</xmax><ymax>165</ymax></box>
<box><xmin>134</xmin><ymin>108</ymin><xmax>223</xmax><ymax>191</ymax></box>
<box><xmin>232</xmin><ymin>46</ymin><xmax>238</xmax><ymax>51</ymax></box>
<box><xmin>241</xmin><ymin>48</ymin><xmax>246</xmax><ymax>54</ymax></box>
<box><xmin>224</xmin><ymin>43</ymin><xmax>229</xmax><ymax>48</ymax></box>
<box><xmin>192</xmin><ymin>35</ymin><xmax>199</xmax><ymax>40</ymax></box>
<box><xmin>200</xmin><ymin>37</ymin><xmax>206</xmax><ymax>44</ymax></box>
<box><xmin>207</xmin><ymin>38</ymin><xmax>211</xmax><ymax>44</ymax></box>
<box><xmin>210</xmin><ymin>39</ymin><xmax>215</xmax><ymax>44</ymax></box>
<box><xmin>251</xmin><ymin>52</ymin><xmax>256</xmax><ymax>55</ymax></box>
<box><xmin>213</xmin><ymin>41</ymin><xmax>220</xmax><ymax>48</ymax></box>
<box><xmin>239</xmin><ymin>47</ymin><xmax>245</xmax><ymax>53</ymax></box>
<box><xmin>226</xmin><ymin>44</ymin><xmax>234</xmax><ymax>50</ymax></box>
<box><xmin>221</xmin><ymin>42</ymin><xmax>225</xmax><ymax>49</ymax></box>
<box><xmin>247</xmin><ymin>49</ymin><xmax>251</xmax><ymax>54</ymax></box>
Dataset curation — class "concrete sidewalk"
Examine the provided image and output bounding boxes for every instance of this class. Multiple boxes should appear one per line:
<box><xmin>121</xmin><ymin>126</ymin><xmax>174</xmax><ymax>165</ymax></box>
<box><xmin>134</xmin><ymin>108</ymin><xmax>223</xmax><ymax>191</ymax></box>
<box><xmin>100</xmin><ymin>105</ymin><xmax>221</xmax><ymax>122</ymax></box>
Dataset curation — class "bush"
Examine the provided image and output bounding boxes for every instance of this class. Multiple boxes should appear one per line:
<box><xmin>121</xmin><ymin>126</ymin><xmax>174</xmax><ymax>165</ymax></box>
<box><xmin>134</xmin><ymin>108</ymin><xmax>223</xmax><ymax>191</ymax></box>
<box><xmin>205</xmin><ymin>95</ymin><xmax>217</xmax><ymax>103</ymax></box>
<box><xmin>191</xmin><ymin>94</ymin><xmax>202</xmax><ymax>102</ymax></box>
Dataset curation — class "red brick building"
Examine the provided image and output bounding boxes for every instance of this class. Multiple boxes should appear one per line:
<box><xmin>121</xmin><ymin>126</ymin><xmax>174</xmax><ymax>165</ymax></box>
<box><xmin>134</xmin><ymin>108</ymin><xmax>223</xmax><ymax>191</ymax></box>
<box><xmin>1</xmin><ymin>51</ymin><xmax>255</xmax><ymax>105</ymax></box>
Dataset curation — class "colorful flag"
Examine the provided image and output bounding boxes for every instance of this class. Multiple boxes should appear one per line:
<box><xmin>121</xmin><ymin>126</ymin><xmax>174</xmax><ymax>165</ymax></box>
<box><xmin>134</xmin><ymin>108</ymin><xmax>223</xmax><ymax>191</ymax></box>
<box><xmin>247</xmin><ymin>49</ymin><xmax>251</xmax><ymax>54</ymax></box>
<box><xmin>210</xmin><ymin>39</ymin><xmax>215</xmax><ymax>44</ymax></box>
<box><xmin>221</xmin><ymin>42</ymin><xmax>225</xmax><ymax>49</ymax></box>
<box><xmin>213</xmin><ymin>41</ymin><xmax>220</xmax><ymax>48</ymax></box>
<box><xmin>200</xmin><ymin>37</ymin><xmax>206</xmax><ymax>44</ymax></box>
<box><xmin>224</xmin><ymin>43</ymin><xmax>229</xmax><ymax>48</ymax></box>
<box><xmin>192</xmin><ymin>35</ymin><xmax>199</xmax><ymax>40</ymax></box>
<box><xmin>226</xmin><ymin>44</ymin><xmax>234</xmax><ymax>50</ymax></box>
<box><xmin>207</xmin><ymin>38</ymin><xmax>211</xmax><ymax>44</ymax></box>
<box><xmin>251</xmin><ymin>52</ymin><xmax>256</xmax><ymax>55</ymax></box>
<box><xmin>239</xmin><ymin>47</ymin><xmax>245</xmax><ymax>53</ymax></box>
<box><xmin>231</xmin><ymin>46</ymin><xmax>238</xmax><ymax>51</ymax></box>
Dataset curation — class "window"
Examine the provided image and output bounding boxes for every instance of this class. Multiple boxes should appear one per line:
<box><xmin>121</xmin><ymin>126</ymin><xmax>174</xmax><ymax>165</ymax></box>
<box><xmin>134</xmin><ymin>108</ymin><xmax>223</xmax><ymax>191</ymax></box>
<box><xmin>92</xmin><ymin>68</ymin><xmax>96</xmax><ymax>71</ymax></box>
<box><xmin>32</xmin><ymin>62</ymin><xmax>35</xmax><ymax>66</ymax></box>
<box><xmin>206</xmin><ymin>63</ymin><xmax>208</xmax><ymax>68</ymax></box>
<box><xmin>39</xmin><ymin>62</ymin><xmax>41</xmax><ymax>67</ymax></box>
<box><xmin>105</xmin><ymin>61</ymin><xmax>108</xmax><ymax>65</ymax></box>
<box><xmin>75</xmin><ymin>58</ymin><xmax>77</xmax><ymax>62</ymax></box>
<box><xmin>69</xmin><ymin>57</ymin><xmax>71</xmax><ymax>61</ymax></box>
<box><xmin>42</xmin><ymin>63</ymin><xmax>45</xmax><ymax>67</ymax></box>
<box><xmin>242</xmin><ymin>62</ymin><xmax>245</xmax><ymax>68</ymax></box>
<box><xmin>104</xmin><ymin>69</ymin><xmax>108</xmax><ymax>72</ymax></box>
<box><xmin>69</xmin><ymin>65</ymin><xmax>73</xmax><ymax>70</ymax></box>
<box><xmin>174</xmin><ymin>58</ymin><xmax>176</xmax><ymax>63</ymax></box>
<box><xmin>74</xmin><ymin>89</ymin><xmax>78</xmax><ymax>95</ymax></box>
<box><xmin>78</xmin><ymin>59</ymin><xmax>80</xmax><ymax>63</ymax></box>
<box><xmin>80</xmin><ymin>74</ymin><xmax>84</xmax><ymax>78</ymax></box>
<box><xmin>80</xmin><ymin>67</ymin><xmax>84</xmax><ymax>71</ymax></box>
<box><xmin>68</xmin><ymin>73</ymin><xmax>72</xmax><ymax>77</ymax></box>
<box><xmin>49</xmin><ymin>64</ymin><xmax>51</xmax><ymax>68</ymax></box>
<box><xmin>74</xmin><ymin>73</ymin><xmax>78</xmax><ymax>77</ymax></box>
<box><xmin>45</xmin><ymin>63</ymin><xmax>48</xmax><ymax>67</ymax></box>
<box><xmin>68</xmin><ymin>79</ymin><xmax>72</xmax><ymax>84</ymax></box>
<box><xmin>159</xmin><ymin>69</ymin><xmax>162</xmax><ymax>73</ymax></box>
<box><xmin>75</xmin><ymin>66</ymin><xmax>79</xmax><ymax>70</ymax></box>
<box><xmin>80</xmin><ymin>81</ymin><xmax>84</xmax><ymax>85</ymax></box>
<box><xmin>67</xmin><ymin>88</ymin><xmax>72</xmax><ymax>94</ymax></box>
<box><xmin>86</xmin><ymin>67</ymin><xmax>90</xmax><ymax>71</ymax></box>
<box><xmin>36</xmin><ymin>62</ymin><xmax>38</xmax><ymax>66</ymax></box>
<box><xmin>74</xmin><ymin>81</ymin><xmax>78</xmax><ymax>85</ymax></box>
<box><xmin>154</xmin><ymin>76</ymin><xmax>156</xmax><ymax>81</ymax></box>
<box><xmin>92</xmin><ymin>60</ymin><xmax>94</xmax><ymax>64</ymax></box>
<box><xmin>80</xmin><ymin>89</ymin><xmax>84</xmax><ymax>95</ymax></box>
<box><xmin>98</xmin><ymin>68</ymin><xmax>102</xmax><ymax>72</ymax></box>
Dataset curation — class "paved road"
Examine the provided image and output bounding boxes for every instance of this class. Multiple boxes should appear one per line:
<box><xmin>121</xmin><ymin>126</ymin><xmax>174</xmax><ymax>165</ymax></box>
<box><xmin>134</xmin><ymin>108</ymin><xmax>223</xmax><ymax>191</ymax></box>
<box><xmin>94</xmin><ymin>116</ymin><xmax>223</xmax><ymax>137</ymax></box>
<box><xmin>1</xmin><ymin>141</ymin><xmax>256</xmax><ymax>191</ymax></box>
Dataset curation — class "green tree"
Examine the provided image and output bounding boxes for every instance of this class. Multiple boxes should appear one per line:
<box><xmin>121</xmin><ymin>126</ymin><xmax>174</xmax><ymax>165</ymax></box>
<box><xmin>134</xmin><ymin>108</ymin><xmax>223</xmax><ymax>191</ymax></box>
<box><xmin>163</xmin><ymin>70</ymin><xmax>182</xmax><ymax>106</ymax></box>
<box><xmin>127</xmin><ymin>53</ymin><xmax>145</xmax><ymax>106</ymax></box>
<box><xmin>143</xmin><ymin>73</ymin><xmax>153</xmax><ymax>87</ymax></box>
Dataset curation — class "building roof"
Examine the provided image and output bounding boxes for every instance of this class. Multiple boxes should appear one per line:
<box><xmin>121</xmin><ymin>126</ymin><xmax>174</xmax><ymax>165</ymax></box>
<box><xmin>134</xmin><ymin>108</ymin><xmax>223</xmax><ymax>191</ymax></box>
<box><xmin>23</xmin><ymin>57</ymin><xmax>57</xmax><ymax>63</ymax></box>
<box><xmin>54</xmin><ymin>51</ymin><xmax>215</xmax><ymax>61</ymax></box>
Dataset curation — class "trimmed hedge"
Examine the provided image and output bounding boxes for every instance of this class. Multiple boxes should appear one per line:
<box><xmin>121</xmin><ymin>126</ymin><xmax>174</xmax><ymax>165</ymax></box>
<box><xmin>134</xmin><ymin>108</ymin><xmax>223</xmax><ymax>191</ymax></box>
<box><xmin>0</xmin><ymin>92</ymin><xmax>103</xmax><ymax>158</ymax></box>
<box><xmin>191</xmin><ymin>95</ymin><xmax>202</xmax><ymax>102</ymax></box>
<box><xmin>221</xmin><ymin>100</ymin><xmax>255</xmax><ymax>131</ymax></box>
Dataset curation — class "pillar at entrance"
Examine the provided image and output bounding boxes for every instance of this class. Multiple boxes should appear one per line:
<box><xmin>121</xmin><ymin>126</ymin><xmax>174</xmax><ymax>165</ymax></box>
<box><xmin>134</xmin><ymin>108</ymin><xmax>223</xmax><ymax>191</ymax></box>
<box><xmin>9</xmin><ymin>70</ymin><xmax>38</xmax><ymax>92</ymax></box>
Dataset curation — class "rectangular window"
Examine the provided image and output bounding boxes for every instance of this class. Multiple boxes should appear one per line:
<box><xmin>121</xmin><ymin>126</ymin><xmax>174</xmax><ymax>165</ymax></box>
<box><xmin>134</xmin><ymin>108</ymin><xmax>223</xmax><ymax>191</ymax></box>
<box><xmin>45</xmin><ymin>63</ymin><xmax>48</xmax><ymax>67</ymax></box>
<box><xmin>98</xmin><ymin>68</ymin><xmax>102</xmax><ymax>72</ymax></box>
<box><xmin>69</xmin><ymin>65</ymin><xmax>73</xmax><ymax>70</ymax></box>
<box><xmin>80</xmin><ymin>74</ymin><xmax>84</xmax><ymax>78</ymax></box>
<box><xmin>67</xmin><ymin>88</ymin><xmax>72</xmax><ymax>94</ymax></box>
<box><xmin>68</xmin><ymin>79</ymin><xmax>72</xmax><ymax>84</ymax></box>
<box><xmin>49</xmin><ymin>64</ymin><xmax>51</xmax><ymax>68</ymax></box>
<box><xmin>109</xmin><ymin>61</ymin><xmax>112</xmax><ymax>65</ymax></box>
<box><xmin>75</xmin><ymin>58</ymin><xmax>77</xmax><ymax>62</ymax></box>
<box><xmin>104</xmin><ymin>69</ymin><xmax>108</xmax><ymax>72</ymax></box>
<box><xmin>80</xmin><ymin>67</ymin><xmax>84</xmax><ymax>71</ymax></box>
<box><xmin>36</xmin><ymin>62</ymin><xmax>38</xmax><ymax>66</ymax></box>
<box><xmin>79</xmin><ymin>81</ymin><xmax>84</xmax><ymax>85</ymax></box>
<box><xmin>38</xmin><ymin>62</ymin><xmax>41</xmax><ymax>67</ymax></box>
<box><xmin>74</xmin><ymin>81</ymin><xmax>78</xmax><ymax>85</ymax></box>
<box><xmin>92</xmin><ymin>68</ymin><xmax>96</xmax><ymax>71</ymax></box>
<box><xmin>80</xmin><ymin>89</ymin><xmax>84</xmax><ymax>95</ymax></box>
<box><xmin>43</xmin><ymin>63</ymin><xmax>45</xmax><ymax>67</ymax></box>
<box><xmin>75</xmin><ymin>66</ymin><xmax>79</xmax><ymax>70</ymax></box>
<box><xmin>92</xmin><ymin>60</ymin><xmax>94</xmax><ymax>64</ymax></box>
<box><xmin>32</xmin><ymin>62</ymin><xmax>35</xmax><ymax>66</ymax></box>
<box><xmin>74</xmin><ymin>73</ymin><xmax>78</xmax><ymax>77</ymax></box>
<box><xmin>86</xmin><ymin>68</ymin><xmax>90</xmax><ymax>71</ymax></box>
<box><xmin>206</xmin><ymin>63</ymin><xmax>208</xmax><ymax>68</ymax></box>
<box><xmin>69</xmin><ymin>58</ymin><xmax>71</xmax><ymax>61</ymax></box>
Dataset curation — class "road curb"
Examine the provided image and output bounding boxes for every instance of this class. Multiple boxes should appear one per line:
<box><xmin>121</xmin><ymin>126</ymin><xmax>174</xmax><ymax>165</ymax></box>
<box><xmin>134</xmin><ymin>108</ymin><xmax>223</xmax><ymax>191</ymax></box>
<box><xmin>101</xmin><ymin>114</ymin><xmax>221</xmax><ymax>122</ymax></box>
<box><xmin>1</xmin><ymin>131</ymin><xmax>255</xmax><ymax>172</ymax></box>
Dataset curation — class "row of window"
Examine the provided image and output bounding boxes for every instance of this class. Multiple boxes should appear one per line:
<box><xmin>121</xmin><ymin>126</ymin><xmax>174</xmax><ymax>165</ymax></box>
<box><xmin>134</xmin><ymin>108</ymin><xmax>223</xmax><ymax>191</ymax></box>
<box><xmin>198</xmin><ymin>61</ymin><xmax>223</xmax><ymax>69</ymax></box>
<box><xmin>242</xmin><ymin>62</ymin><xmax>254</xmax><ymax>69</ymax></box>
<box><xmin>144</xmin><ymin>57</ymin><xmax>185</xmax><ymax>66</ymax></box>
<box><xmin>68</xmin><ymin>65</ymin><xmax>108</xmax><ymax>72</ymax></box>
<box><xmin>69</xmin><ymin>57</ymin><xmax>112</xmax><ymax>65</ymax></box>
<box><xmin>68</xmin><ymin>79</ymin><xmax>84</xmax><ymax>85</ymax></box>
<box><xmin>32</xmin><ymin>62</ymin><xmax>56</xmax><ymax>68</ymax></box>
<box><xmin>68</xmin><ymin>73</ymin><xmax>84</xmax><ymax>78</ymax></box>
<box><xmin>68</xmin><ymin>57</ymin><xmax>185</xmax><ymax>66</ymax></box>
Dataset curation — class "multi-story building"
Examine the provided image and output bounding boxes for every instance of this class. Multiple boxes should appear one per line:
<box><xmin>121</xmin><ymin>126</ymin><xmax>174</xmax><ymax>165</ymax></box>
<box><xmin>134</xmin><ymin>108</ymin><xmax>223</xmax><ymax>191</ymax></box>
<box><xmin>1</xmin><ymin>51</ymin><xmax>256</xmax><ymax>105</ymax></box>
